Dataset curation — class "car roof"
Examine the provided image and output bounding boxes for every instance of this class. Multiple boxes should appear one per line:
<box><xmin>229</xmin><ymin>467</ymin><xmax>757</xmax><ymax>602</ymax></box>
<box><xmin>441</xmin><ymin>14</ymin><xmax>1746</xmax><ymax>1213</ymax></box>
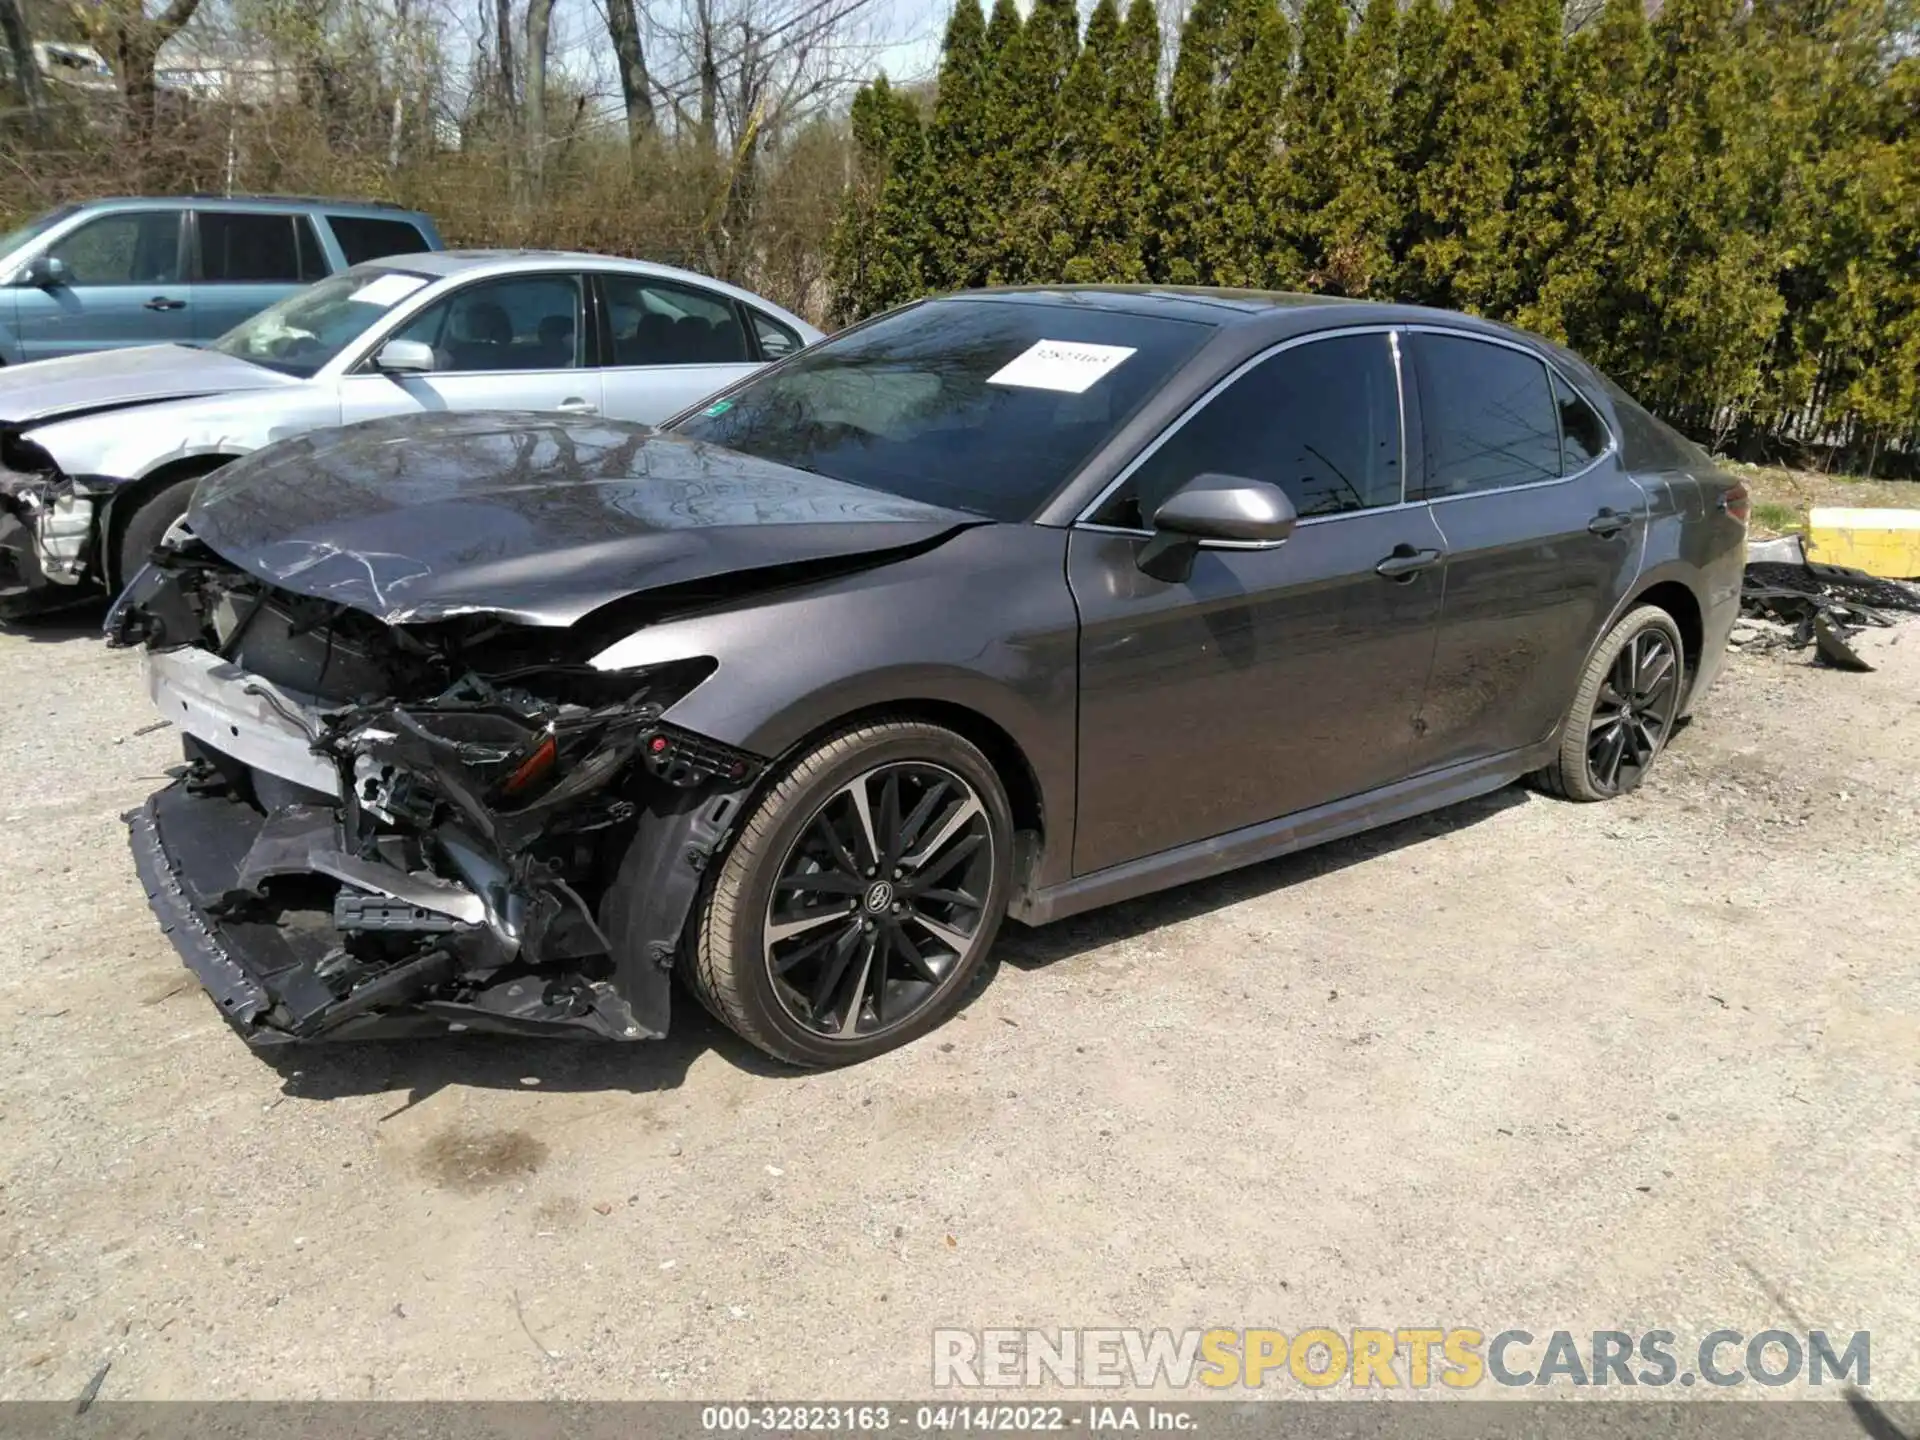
<box><xmin>78</xmin><ymin>194</ymin><xmax>427</xmax><ymax>217</ymax></box>
<box><xmin>361</xmin><ymin>250</ymin><xmax>821</xmax><ymax>331</ymax></box>
<box><xmin>943</xmin><ymin>284</ymin><xmax>1530</xmax><ymax>345</ymax></box>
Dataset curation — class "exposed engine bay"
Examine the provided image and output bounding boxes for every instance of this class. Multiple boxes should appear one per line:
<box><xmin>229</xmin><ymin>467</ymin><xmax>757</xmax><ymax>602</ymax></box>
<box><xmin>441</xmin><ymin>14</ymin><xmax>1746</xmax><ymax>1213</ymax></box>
<box><xmin>109</xmin><ymin>542</ymin><xmax>763</xmax><ymax>1045</ymax></box>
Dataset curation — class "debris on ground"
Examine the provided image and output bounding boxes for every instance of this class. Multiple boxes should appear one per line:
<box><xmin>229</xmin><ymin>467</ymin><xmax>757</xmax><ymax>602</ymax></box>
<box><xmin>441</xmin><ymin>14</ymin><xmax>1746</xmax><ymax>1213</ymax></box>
<box><xmin>1737</xmin><ymin>539</ymin><xmax>1920</xmax><ymax>670</ymax></box>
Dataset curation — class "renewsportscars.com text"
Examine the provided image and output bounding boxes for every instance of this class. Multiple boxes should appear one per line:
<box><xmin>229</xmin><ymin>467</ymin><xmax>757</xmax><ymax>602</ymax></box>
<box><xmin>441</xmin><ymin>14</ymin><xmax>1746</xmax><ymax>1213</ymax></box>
<box><xmin>931</xmin><ymin>1328</ymin><xmax>1871</xmax><ymax>1391</ymax></box>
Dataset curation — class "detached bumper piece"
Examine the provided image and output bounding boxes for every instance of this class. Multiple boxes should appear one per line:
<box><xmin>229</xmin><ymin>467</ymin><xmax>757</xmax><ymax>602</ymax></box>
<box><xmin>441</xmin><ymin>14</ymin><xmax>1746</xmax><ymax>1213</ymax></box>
<box><xmin>128</xmin><ymin>777</ymin><xmax>662</xmax><ymax>1046</ymax></box>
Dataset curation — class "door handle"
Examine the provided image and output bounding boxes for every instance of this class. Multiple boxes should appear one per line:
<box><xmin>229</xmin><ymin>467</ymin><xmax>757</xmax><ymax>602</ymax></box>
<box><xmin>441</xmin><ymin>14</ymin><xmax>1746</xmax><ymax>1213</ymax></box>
<box><xmin>1375</xmin><ymin>545</ymin><xmax>1444</xmax><ymax>581</ymax></box>
<box><xmin>143</xmin><ymin>296</ymin><xmax>186</xmax><ymax>311</ymax></box>
<box><xmin>1588</xmin><ymin>507</ymin><xmax>1634</xmax><ymax>537</ymax></box>
<box><xmin>555</xmin><ymin>398</ymin><xmax>598</xmax><ymax>415</ymax></box>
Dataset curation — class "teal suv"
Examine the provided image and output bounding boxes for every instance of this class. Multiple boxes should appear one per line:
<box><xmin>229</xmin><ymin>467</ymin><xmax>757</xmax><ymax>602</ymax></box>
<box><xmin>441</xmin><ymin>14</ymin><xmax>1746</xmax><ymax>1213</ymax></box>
<box><xmin>0</xmin><ymin>196</ymin><xmax>442</xmax><ymax>364</ymax></box>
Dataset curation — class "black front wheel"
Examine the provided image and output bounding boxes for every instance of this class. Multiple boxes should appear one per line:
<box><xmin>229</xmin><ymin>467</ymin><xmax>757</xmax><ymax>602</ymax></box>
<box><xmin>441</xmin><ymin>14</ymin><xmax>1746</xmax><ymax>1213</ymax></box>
<box><xmin>1537</xmin><ymin>604</ymin><xmax>1687</xmax><ymax>802</ymax></box>
<box><xmin>684</xmin><ymin>719</ymin><xmax>1014</xmax><ymax>1066</ymax></box>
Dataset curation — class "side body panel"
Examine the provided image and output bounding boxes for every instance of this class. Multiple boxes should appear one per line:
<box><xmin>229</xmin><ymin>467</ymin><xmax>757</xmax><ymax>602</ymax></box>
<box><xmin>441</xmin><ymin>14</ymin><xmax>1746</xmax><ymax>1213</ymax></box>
<box><xmin>1416</xmin><ymin>471</ymin><xmax>1647</xmax><ymax>769</ymax></box>
<box><xmin>1065</xmin><ymin>514</ymin><xmax>1446</xmax><ymax>876</ymax></box>
<box><xmin>601</xmin><ymin>362</ymin><xmax>759</xmax><ymax>424</ymax></box>
<box><xmin>587</xmin><ymin>524</ymin><xmax>1083</xmax><ymax>894</ymax></box>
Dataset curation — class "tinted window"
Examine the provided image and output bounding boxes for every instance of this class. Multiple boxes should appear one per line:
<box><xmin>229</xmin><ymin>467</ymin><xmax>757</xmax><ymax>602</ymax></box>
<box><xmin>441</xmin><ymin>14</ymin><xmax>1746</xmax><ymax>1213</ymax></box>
<box><xmin>1410</xmin><ymin>333</ymin><xmax>1560</xmax><ymax>497</ymax></box>
<box><xmin>295</xmin><ymin>216</ymin><xmax>328</xmax><ymax>282</ymax></box>
<box><xmin>197</xmin><ymin>212</ymin><xmax>304</xmax><ymax>283</ymax></box>
<box><xmin>390</xmin><ymin>275</ymin><xmax>582</xmax><ymax>371</ymax></box>
<box><xmin>671</xmin><ymin>297</ymin><xmax>1215</xmax><ymax>522</ymax></box>
<box><xmin>48</xmin><ymin>211</ymin><xmax>181</xmax><ymax>285</ymax></box>
<box><xmin>602</xmin><ymin>275</ymin><xmax>750</xmax><ymax>365</ymax></box>
<box><xmin>1098</xmin><ymin>333</ymin><xmax>1401</xmax><ymax>529</ymax></box>
<box><xmin>328</xmin><ymin>215</ymin><xmax>431</xmax><ymax>266</ymax></box>
<box><xmin>1553</xmin><ymin>371</ymin><xmax>1609</xmax><ymax>471</ymax></box>
<box><xmin>751</xmin><ymin>310</ymin><xmax>802</xmax><ymax>358</ymax></box>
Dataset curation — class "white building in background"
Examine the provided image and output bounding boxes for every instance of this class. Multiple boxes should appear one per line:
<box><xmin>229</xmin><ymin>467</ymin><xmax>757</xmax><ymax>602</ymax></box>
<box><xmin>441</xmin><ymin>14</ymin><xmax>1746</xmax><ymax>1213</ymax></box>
<box><xmin>155</xmin><ymin>38</ymin><xmax>295</xmax><ymax>104</ymax></box>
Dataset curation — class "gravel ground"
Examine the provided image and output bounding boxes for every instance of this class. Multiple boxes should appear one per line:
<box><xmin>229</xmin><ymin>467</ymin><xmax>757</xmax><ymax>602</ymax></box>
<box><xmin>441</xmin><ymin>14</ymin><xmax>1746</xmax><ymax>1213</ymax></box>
<box><xmin>0</xmin><ymin>611</ymin><xmax>1915</xmax><ymax>1403</ymax></box>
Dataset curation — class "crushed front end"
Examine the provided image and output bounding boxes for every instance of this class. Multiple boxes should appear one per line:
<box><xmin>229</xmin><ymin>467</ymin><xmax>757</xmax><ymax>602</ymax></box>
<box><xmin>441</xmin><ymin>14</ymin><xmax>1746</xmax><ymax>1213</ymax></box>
<box><xmin>109</xmin><ymin>545</ymin><xmax>761</xmax><ymax>1046</ymax></box>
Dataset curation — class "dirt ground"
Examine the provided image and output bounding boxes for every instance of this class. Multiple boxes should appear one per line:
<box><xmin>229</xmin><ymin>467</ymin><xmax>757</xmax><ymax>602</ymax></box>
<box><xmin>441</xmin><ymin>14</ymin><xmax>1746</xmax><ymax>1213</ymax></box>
<box><xmin>0</xmin><ymin>607</ymin><xmax>1915</xmax><ymax>1403</ymax></box>
<box><xmin>1741</xmin><ymin>462</ymin><xmax>1920</xmax><ymax>537</ymax></box>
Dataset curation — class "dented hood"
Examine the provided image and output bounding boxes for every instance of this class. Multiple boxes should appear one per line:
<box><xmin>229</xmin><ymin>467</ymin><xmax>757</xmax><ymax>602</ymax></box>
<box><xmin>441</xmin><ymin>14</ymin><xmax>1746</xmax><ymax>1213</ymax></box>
<box><xmin>0</xmin><ymin>344</ymin><xmax>296</xmax><ymax>428</ymax></box>
<box><xmin>186</xmin><ymin>411</ymin><xmax>976</xmax><ymax>626</ymax></box>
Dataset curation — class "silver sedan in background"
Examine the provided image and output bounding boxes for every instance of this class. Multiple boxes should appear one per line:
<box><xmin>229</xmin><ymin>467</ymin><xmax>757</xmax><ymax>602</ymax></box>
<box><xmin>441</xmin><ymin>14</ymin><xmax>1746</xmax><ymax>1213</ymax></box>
<box><xmin>0</xmin><ymin>251</ymin><xmax>821</xmax><ymax>613</ymax></box>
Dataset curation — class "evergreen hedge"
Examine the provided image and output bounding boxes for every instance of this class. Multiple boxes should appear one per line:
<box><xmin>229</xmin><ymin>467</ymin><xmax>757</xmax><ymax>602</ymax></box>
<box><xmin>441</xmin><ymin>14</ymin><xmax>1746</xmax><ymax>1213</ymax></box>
<box><xmin>828</xmin><ymin>0</ymin><xmax>1920</xmax><ymax>475</ymax></box>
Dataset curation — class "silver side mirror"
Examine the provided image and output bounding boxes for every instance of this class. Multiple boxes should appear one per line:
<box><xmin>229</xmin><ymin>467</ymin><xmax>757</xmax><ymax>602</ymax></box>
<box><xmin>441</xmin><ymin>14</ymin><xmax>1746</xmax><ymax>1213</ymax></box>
<box><xmin>373</xmin><ymin>338</ymin><xmax>435</xmax><ymax>374</ymax></box>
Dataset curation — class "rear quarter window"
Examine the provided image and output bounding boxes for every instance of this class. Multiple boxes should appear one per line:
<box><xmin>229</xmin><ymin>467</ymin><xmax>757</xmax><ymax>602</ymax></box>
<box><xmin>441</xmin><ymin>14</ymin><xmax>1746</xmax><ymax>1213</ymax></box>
<box><xmin>327</xmin><ymin>215</ymin><xmax>432</xmax><ymax>266</ymax></box>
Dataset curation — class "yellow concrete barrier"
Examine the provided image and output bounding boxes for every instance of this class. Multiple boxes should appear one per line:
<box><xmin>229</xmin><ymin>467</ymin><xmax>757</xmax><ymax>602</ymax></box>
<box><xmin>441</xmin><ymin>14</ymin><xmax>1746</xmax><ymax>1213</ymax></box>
<box><xmin>1805</xmin><ymin>506</ymin><xmax>1920</xmax><ymax>579</ymax></box>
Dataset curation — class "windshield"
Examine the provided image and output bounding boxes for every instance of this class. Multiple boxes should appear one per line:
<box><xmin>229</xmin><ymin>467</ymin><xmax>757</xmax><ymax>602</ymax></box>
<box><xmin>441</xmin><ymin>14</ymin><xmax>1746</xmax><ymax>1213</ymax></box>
<box><xmin>669</xmin><ymin>297</ymin><xmax>1215</xmax><ymax>522</ymax></box>
<box><xmin>210</xmin><ymin>267</ymin><xmax>434</xmax><ymax>378</ymax></box>
<box><xmin>0</xmin><ymin>205</ymin><xmax>79</xmax><ymax>264</ymax></box>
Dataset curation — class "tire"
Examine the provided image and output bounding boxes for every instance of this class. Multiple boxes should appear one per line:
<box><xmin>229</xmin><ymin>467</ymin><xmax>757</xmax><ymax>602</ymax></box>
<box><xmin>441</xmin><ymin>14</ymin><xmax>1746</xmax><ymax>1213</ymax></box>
<box><xmin>1535</xmin><ymin>604</ymin><xmax>1687</xmax><ymax>802</ymax></box>
<box><xmin>113</xmin><ymin>479</ymin><xmax>197</xmax><ymax>590</ymax></box>
<box><xmin>685</xmin><ymin>719</ymin><xmax>1014</xmax><ymax>1067</ymax></box>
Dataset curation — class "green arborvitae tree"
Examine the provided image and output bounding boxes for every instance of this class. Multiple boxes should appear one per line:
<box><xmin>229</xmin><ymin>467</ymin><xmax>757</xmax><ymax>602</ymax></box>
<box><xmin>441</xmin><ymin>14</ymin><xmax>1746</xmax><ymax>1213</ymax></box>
<box><xmin>1055</xmin><ymin>0</ymin><xmax>1162</xmax><ymax>282</ymax></box>
<box><xmin>825</xmin><ymin>75</ymin><xmax>927</xmax><ymax>325</ymax></box>
<box><xmin>996</xmin><ymin>0</ymin><xmax>1081</xmax><ymax>282</ymax></box>
<box><xmin>1319</xmin><ymin>0</ymin><xmax>1399</xmax><ymax>298</ymax></box>
<box><xmin>1404</xmin><ymin>0</ymin><xmax>1559</xmax><ymax>317</ymax></box>
<box><xmin>1209</xmin><ymin>0</ymin><xmax>1290</xmax><ymax>287</ymax></box>
<box><xmin>1747</xmin><ymin>0</ymin><xmax>1916</xmax><ymax>463</ymax></box>
<box><xmin>1269</xmin><ymin>0</ymin><xmax>1346</xmax><ymax>289</ymax></box>
<box><xmin>1519</xmin><ymin>0</ymin><xmax>1655</xmax><ymax>377</ymax></box>
<box><xmin>1387</xmin><ymin>0</ymin><xmax>1446</xmax><ymax>301</ymax></box>
<box><xmin>1154</xmin><ymin>0</ymin><xmax>1289</xmax><ymax>286</ymax></box>
<box><xmin>1622</xmin><ymin>0</ymin><xmax>1784</xmax><ymax>441</ymax></box>
<box><xmin>921</xmin><ymin>0</ymin><xmax>991</xmax><ymax>293</ymax></box>
<box><xmin>973</xmin><ymin>0</ymin><xmax>1027</xmax><ymax>285</ymax></box>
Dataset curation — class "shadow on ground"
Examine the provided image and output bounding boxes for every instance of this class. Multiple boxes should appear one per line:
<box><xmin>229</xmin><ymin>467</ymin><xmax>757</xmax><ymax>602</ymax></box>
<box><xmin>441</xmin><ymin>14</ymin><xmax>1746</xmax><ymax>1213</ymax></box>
<box><xmin>1</xmin><ymin>598</ymin><xmax>110</xmax><ymax>642</ymax></box>
<box><xmin>996</xmin><ymin>782</ymin><xmax>1530</xmax><ymax>970</ymax></box>
<box><xmin>266</xmin><ymin>783</ymin><xmax>1531</xmax><ymax>1106</ymax></box>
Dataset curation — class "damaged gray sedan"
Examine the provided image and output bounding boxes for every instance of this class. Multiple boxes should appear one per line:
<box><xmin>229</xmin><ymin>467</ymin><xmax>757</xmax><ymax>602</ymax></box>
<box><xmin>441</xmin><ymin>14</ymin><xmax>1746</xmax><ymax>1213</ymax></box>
<box><xmin>110</xmin><ymin>288</ymin><xmax>1747</xmax><ymax>1065</ymax></box>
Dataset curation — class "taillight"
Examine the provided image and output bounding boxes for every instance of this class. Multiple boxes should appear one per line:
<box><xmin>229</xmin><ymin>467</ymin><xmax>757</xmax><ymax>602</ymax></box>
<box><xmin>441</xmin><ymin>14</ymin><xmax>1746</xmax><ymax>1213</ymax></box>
<box><xmin>1720</xmin><ymin>480</ymin><xmax>1750</xmax><ymax>525</ymax></box>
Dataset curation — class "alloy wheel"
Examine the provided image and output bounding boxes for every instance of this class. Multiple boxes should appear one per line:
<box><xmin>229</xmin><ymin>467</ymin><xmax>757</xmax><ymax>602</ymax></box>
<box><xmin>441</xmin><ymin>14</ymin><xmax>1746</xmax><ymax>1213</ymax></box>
<box><xmin>1586</xmin><ymin>628</ymin><xmax>1681</xmax><ymax>795</ymax></box>
<box><xmin>762</xmin><ymin>761</ymin><xmax>995</xmax><ymax>1040</ymax></box>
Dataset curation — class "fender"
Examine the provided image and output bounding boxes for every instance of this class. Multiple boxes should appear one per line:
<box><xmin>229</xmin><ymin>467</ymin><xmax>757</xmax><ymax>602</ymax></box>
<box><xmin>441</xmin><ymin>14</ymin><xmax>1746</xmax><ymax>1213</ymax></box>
<box><xmin>586</xmin><ymin>523</ymin><xmax>1084</xmax><ymax>893</ymax></box>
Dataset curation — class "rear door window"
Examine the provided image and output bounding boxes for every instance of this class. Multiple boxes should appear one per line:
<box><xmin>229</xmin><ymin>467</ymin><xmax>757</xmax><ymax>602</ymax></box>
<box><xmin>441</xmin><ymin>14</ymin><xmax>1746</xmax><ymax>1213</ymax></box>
<box><xmin>327</xmin><ymin>214</ymin><xmax>432</xmax><ymax>266</ymax></box>
<box><xmin>197</xmin><ymin>212</ymin><xmax>305</xmax><ymax>283</ymax></box>
<box><xmin>1552</xmin><ymin>371</ymin><xmax>1611</xmax><ymax>472</ymax></box>
<box><xmin>601</xmin><ymin>274</ymin><xmax>751</xmax><ymax>365</ymax></box>
<box><xmin>750</xmin><ymin>310</ymin><xmax>803</xmax><ymax>359</ymax></box>
<box><xmin>1408</xmin><ymin>332</ymin><xmax>1562</xmax><ymax>498</ymax></box>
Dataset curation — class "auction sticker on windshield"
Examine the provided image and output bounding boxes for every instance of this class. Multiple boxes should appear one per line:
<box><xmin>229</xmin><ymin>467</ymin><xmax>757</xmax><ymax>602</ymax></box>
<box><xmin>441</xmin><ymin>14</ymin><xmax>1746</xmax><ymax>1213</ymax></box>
<box><xmin>988</xmin><ymin>340</ymin><xmax>1136</xmax><ymax>394</ymax></box>
<box><xmin>352</xmin><ymin>273</ymin><xmax>429</xmax><ymax>307</ymax></box>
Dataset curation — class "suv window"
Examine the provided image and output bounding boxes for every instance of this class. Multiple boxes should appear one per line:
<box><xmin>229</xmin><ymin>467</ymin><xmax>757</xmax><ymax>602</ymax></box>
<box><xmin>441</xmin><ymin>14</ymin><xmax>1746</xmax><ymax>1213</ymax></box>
<box><xmin>602</xmin><ymin>274</ymin><xmax>750</xmax><ymax>365</ymax></box>
<box><xmin>1409</xmin><ymin>333</ymin><xmax>1561</xmax><ymax>497</ymax></box>
<box><xmin>328</xmin><ymin>214</ymin><xmax>431</xmax><ymax>266</ymax></box>
<box><xmin>388</xmin><ymin>275</ymin><xmax>583</xmax><ymax>371</ymax></box>
<box><xmin>197</xmin><ymin>212</ymin><xmax>310</xmax><ymax>283</ymax></box>
<box><xmin>1097</xmin><ymin>333</ymin><xmax>1403</xmax><ymax>530</ymax></box>
<box><xmin>47</xmin><ymin>210</ymin><xmax>182</xmax><ymax>285</ymax></box>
